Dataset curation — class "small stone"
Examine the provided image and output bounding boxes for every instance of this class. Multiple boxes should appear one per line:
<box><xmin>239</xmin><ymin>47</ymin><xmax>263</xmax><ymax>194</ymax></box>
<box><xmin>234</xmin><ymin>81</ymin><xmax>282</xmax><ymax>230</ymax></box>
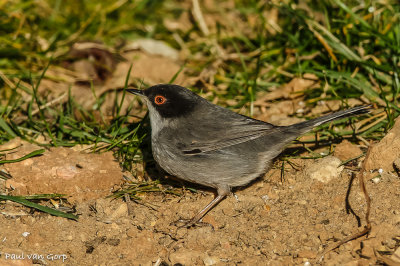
<box><xmin>334</xmin><ymin>140</ymin><xmax>362</xmax><ymax>161</ymax></box>
<box><xmin>109</xmin><ymin>203</ymin><xmax>128</xmax><ymax>220</ymax></box>
<box><xmin>261</xmin><ymin>194</ymin><xmax>269</xmax><ymax>202</ymax></box>
<box><xmin>305</xmin><ymin>156</ymin><xmax>344</xmax><ymax>183</ymax></box>
<box><xmin>80</xmin><ymin>233</ymin><xmax>87</xmax><ymax>242</ymax></box>
<box><xmin>371</xmin><ymin>176</ymin><xmax>381</xmax><ymax>184</ymax></box>
<box><xmin>203</xmin><ymin>255</ymin><xmax>218</xmax><ymax>266</ymax></box>
<box><xmin>56</xmin><ymin>166</ymin><xmax>78</xmax><ymax>180</ymax></box>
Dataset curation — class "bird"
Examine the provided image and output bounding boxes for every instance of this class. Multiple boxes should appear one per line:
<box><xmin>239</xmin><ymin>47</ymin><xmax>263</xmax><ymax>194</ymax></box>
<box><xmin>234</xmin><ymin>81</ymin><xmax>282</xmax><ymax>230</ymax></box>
<box><xmin>127</xmin><ymin>84</ymin><xmax>370</xmax><ymax>226</ymax></box>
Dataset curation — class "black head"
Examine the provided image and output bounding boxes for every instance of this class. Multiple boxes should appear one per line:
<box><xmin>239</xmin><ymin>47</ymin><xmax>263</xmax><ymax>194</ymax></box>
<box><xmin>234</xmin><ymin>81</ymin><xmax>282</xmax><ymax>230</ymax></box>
<box><xmin>127</xmin><ymin>84</ymin><xmax>204</xmax><ymax>118</ymax></box>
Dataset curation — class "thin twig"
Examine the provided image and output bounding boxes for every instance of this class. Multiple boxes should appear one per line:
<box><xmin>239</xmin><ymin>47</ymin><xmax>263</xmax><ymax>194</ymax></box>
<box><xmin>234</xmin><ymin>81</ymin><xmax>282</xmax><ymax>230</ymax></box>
<box><xmin>316</xmin><ymin>144</ymin><xmax>373</xmax><ymax>262</ymax></box>
<box><xmin>357</xmin><ymin>112</ymin><xmax>387</xmax><ymax>133</ymax></box>
<box><xmin>31</xmin><ymin>92</ymin><xmax>67</xmax><ymax>115</ymax></box>
<box><xmin>359</xmin><ymin>146</ymin><xmax>372</xmax><ymax>226</ymax></box>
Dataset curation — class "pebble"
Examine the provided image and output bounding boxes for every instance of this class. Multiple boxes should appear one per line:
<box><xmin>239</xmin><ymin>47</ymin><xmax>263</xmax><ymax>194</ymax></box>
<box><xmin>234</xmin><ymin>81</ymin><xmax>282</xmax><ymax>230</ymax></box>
<box><xmin>56</xmin><ymin>166</ymin><xmax>78</xmax><ymax>180</ymax></box>
<box><xmin>306</xmin><ymin>156</ymin><xmax>343</xmax><ymax>183</ymax></box>
<box><xmin>109</xmin><ymin>203</ymin><xmax>128</xmax><ymax>220</ymax></box>
<box><xmin>371</xmin><ymin>176</ymin><xmax>381</xmax><ymax>184</ymax></box>
<box><xmin>261</xmin><ymin>194</ymin><xmax>269</xmax><ymax>202</ymax></box>
<box><xmin>203</xmin><ymin>255</ymin><xmax>218</xmax><ymax>266</ymax></box>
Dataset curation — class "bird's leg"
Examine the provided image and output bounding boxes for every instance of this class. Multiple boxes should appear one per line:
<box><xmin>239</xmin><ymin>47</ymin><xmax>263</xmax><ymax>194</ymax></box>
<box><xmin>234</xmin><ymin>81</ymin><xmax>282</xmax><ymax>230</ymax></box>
<box><xmin>184</xmin><ymin>186</ymin><xmax>230</xmax><ymax>227</ymax></box>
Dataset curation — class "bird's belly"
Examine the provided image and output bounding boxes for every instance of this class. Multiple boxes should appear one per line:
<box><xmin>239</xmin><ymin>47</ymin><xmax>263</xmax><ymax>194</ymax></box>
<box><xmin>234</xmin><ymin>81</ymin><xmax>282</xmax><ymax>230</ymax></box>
<box><xmin>152</xmin><ymin>138</ymin><xmax>276</xmax><ymax>188</ymax></box>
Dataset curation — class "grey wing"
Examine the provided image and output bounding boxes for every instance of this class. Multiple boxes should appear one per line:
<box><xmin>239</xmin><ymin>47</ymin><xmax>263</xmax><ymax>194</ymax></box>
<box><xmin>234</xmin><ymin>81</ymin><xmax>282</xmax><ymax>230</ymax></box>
<box><xmin>175</xmin><ymin>114</ymin><xmax>280</xmax><ymax>155</ymax></box>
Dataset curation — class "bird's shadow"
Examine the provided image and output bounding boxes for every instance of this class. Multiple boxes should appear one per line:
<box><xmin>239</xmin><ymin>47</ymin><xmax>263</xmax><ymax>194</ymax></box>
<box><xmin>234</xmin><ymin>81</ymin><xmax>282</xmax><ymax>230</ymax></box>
<box><xmin>345</xmin><ymin>173</ymin><xmax>362</xmax><ymax>227</ymax></box>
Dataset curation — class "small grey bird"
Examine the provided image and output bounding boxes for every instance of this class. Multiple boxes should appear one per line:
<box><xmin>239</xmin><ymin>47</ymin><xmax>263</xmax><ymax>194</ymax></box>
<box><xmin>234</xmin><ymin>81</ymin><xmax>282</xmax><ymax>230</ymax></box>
<box><xmin>128</xmin><ymin>84</ymin><xmax>370</xmax><ymax>226</ymax></box>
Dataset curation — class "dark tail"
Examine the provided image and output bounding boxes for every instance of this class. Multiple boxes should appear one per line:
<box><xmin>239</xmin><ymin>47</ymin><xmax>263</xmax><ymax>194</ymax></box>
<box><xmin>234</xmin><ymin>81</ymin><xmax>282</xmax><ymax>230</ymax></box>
<box><xmin>285</xmin><ymin>105</ymin><xmax>372</xmax><ymax>135</ymax></box>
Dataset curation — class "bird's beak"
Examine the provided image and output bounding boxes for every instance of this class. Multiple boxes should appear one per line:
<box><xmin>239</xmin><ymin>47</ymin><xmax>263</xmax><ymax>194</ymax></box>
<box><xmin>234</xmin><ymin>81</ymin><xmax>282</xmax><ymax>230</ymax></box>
<box><xmin>126</xmin><ymin>88</ymin><xmax>144</xmax><ymax>96</ymax></box>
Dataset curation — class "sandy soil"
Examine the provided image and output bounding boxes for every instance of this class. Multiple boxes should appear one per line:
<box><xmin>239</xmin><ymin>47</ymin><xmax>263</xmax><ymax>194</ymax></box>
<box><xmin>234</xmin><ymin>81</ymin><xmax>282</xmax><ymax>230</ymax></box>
<box><xmin>0</xmin><ymin>118</ymin><xmax>399</xmax><ymax>265</ymax></box>
<box><xmin>0</xmin><ymin>37</ymin><xmax>399</xmax><ymax>266</ymax></box>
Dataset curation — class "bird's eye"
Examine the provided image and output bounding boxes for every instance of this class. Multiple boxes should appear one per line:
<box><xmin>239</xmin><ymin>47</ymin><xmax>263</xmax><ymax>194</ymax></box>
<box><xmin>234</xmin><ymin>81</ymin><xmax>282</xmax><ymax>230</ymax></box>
<box><xmin>154</xmin><ymin>95</ymin><xmax>166</xmax><ymax>105</ymax></box>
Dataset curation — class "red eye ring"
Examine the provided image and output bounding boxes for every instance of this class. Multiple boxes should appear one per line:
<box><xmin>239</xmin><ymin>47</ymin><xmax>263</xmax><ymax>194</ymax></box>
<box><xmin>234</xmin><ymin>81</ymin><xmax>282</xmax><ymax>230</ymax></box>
<box><xmin>154</xmin><ymin>95</ymin><xmax>166</xmax><ymax>105</ymax></box>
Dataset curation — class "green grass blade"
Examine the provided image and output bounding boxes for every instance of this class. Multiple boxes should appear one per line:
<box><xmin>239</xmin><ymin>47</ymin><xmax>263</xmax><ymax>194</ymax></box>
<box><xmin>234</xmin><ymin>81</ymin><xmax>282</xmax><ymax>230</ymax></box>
<box><xmin>169</xmin><ymin>64</ymin><xmax>185</xmax><ymax>84</ymax></box>
<box><xmin>13</xmin><ymin>194</ymin><xmax>68</xmax><ymax>200</ymax></box>
<box><xmin>117</xmin><ymin>63</ymin><xmax>133</xmax><ymax>117</ymax></box>
<box><xmin>0</xmin><ymin>194</ymin><xmax>78</xmax><ymax>220</ymax></box>
<box><xmin>0</xmin><ymin>149</ymin><xmax>45</xmax><ymax>164</ymax></box>
<box><xmin>0</xmin><ymin>117</ymin><xmax>17</xmax><ymax>138</ymax></box>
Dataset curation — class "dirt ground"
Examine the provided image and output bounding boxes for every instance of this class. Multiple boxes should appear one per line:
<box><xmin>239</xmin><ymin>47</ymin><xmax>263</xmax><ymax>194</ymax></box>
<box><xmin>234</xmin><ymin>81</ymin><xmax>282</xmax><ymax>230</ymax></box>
<box><xmin>1</xmin><ymin>39</ymin><xmax>399</xmax><ymax>265</ymax></box>
<box><xmin>0</xmin><ymin>116</ymin><xmax>400</xmax><ymax>265</ymax></box>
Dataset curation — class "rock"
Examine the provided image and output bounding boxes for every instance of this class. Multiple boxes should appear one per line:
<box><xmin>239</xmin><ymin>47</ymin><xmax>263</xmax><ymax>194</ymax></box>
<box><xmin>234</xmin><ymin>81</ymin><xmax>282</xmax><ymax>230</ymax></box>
<box><xmin>334</xmin><ymin>140</ymin><xmax>363</xmax><ymax>161</ymax></box>
<box><xmin>365</xmin><ymin>117</ymin><xmax>400</xmax><ymax>172</ymax></box>
<box><xmin>109</xmin><ymin>203</ymin><xmax>128</xmax><ymax>220</ymax></box>
<box><xmin>305</xmin><ymin>156</ymin><xmax>344</xmax><ymax>183</ymax></box>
